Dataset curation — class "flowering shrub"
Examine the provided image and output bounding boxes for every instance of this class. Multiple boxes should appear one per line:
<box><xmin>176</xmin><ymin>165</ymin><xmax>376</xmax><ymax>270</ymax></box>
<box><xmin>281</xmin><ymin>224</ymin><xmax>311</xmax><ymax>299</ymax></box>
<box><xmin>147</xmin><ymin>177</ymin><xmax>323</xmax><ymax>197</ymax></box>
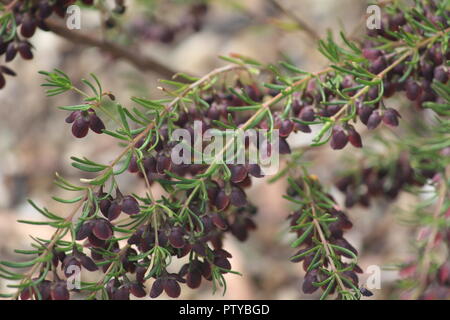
<box><xmin>0</xmin><ymin>0</ymin><xmax>449</xmax><ymax>300</ymax></box>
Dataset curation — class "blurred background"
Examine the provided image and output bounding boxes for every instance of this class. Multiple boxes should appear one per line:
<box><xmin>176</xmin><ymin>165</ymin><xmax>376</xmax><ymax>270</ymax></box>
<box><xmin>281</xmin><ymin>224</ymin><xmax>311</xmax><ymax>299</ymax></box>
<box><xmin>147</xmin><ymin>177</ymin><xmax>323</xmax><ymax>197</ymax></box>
<box><xmin>0</xmin><ymin>0</ymin><xmax>416</xmax><ymax>299</ymax></box>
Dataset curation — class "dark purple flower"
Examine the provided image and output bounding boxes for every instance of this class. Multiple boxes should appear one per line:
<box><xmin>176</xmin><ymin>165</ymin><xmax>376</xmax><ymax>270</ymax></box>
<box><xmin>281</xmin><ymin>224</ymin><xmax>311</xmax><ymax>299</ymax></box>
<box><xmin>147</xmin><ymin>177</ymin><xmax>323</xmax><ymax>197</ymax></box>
<box><xmin>330</xmin><ymin>126</ymin><xmax>348</xmax><ymax>150</ymax></box>
<box><xmin>20</xmin><ymin>14</ymin><xmax>37</xmax><ymax>38</ymax></box>
<box><xmin>215</xmin><ymin>189</ymin><xmax>230</xmax><ymax>211</ymax></box>
<box><xmin>107</xmin><ymin>201</ymin><xmax>122</xmax><ymax>221</ymax></box>
<box><xmin>150</xmin><ymin>278</ymin><xmax>164</xmax><ymax>298</ymax></box>
<box><xmin>17</xmin><ymin>41</ymin><xmax>33</xmax><ymax>60</ymax></box>
<box><xmin>382</xmin><ymin>108</ymin><xmax>401</xmax><ymax>127</ymax></box>
<box><xmin>299</xmin><ymin>106</ymin><xmax>315</xmax><ymax>122</ymax></box>
<box><xmin>89</xmin><ymin>113</ymin><xmax>105</xmax><ymax>133</ymax></box>
<box><xmin>51</xmin><ymin>281</ymin><xmax>70</xmax><ymax>300</ymax></box>
<box><xmin>358</xmin><ymin>105</ymin><xmax>373</xmax><ymax>125</ymax></box>
<box><xmin>347</xmin><ymin>126</ymin><xmax>362</xmax><ymax>148</ymax></box>
<box><xmin>169</xmin><ymin>227</ymin><xmax>185</xmax><ymax>248</ymax></box>
<box><xmin>367</xmin><ymin>111</ymin><xmax>382</xmax><ymax>130</ymax></box>
<box><xmin>72</xmin><ymin>116</ymin><xmax>90</xmax><ymax>138</ymax></box>
<box><xmin>164</xmin><ymin>279</ymin><xmax>181</xmax><ymax>298</ymax></box>
<box><xmin>230</xmin><ymin>164</ymin><xmax>248</xmax><ymax>183</ymax></box>
<box><xmin>405</xmin><ymin>80</ymin><xmax>422</xmax><ymax>101</ymax></box>
<box><xmin>302</xmin><ymin>270</ymin><xmax>319</xmax><ymax>294</ymax></box>
<box><xmin>92</xmin><ymin>219</ymin><xmax>113</xmax><ymax>240</ymax></box>
<box><xmin>434</xmin><ymin>66</ymin><xmax>449</xmax><ymax>83</ymax></box>
<box><xmin>230</xmin><ymin>187</ymin><xmax>247</xmax><ymax>207</ymax></box>
<box><xmin>121</xmin><ymin>195</ymin><xmax>140</xmax><ymax>215</ymax></box>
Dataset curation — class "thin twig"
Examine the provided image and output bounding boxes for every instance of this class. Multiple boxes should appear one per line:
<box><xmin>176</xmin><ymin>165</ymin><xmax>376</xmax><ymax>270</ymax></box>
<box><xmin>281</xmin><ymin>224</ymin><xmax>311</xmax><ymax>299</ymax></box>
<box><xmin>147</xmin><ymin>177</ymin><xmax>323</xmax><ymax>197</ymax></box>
<box><xmin>302</xmin><ymin>179</ymin><xmax>348</xmax><ymax>297</ymax></box>
<box><xmin>268</xmin><ymin>0</ymin><xmax>320</xmax><ymax>42</ymax></box>
<box><xmin>45</xmin><ymin>19</ymin><xmax>181</xmax><ymax>80</ymax></box>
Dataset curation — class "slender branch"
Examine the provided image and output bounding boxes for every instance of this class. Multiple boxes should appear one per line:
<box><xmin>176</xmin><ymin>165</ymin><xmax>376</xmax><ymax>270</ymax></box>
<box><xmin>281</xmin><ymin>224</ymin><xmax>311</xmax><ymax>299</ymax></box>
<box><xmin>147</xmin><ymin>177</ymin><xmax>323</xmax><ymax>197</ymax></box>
<box><xmin>45</xmin><ymin>19</ymin><xmax>181</xmax><ymax>80</ymax></box>
<box><xmin>268</xmin><ymin>0</ymin><xmax>320</xmax><ymax>41</ymax></box>
<box><xmin>302</xmin><ymin>179</ymin><xmax>348</xmax><ymax>297</ymax></box>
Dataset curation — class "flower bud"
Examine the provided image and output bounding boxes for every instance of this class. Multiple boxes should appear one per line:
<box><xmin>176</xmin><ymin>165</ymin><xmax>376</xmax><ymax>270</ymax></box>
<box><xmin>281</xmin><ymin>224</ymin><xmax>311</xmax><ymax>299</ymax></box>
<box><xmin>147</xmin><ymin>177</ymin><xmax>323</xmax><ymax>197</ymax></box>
<box><xmin>107</xmin><ymin>201</ymin><xmax>122</xmax><ymax>221</ymax></box>
<box><xmin>150</xmin><ymin>278</ymin><xmax>164</xmax><ymax>298</ymax></box>
<box><xmin>299</xmin><ymin>106</ymin><xmax>315</xmax><ymax>122</ymax></box>
<box><xmin>121</xmin><ymin>195</ymin><xmax>140</xmax><ymax>215</ymax></box>
<box><xmin>358</xmin><ymin>105</ymin><xmax>373</xmax><ymax>125</ymax></box>
<box><xmin>89</xmin><ymin>113</ymin><xmax>105</xmax><ymax>134</ymax></box>
<box><xmin>302</xmin><ymin>270</ymin><xmax>319</xmax><ymax>294</ymax></box>
<box><xmin>213</xmin><ymin>256</ymin><xmax>231</xmax><ymax>271</ymax></box>
<box><xmin>362</xmin><ymin>48</ymin><xmax>382</xmax><ymax>60</ymax></box>
<box><xmin>382</xmin><ymin>108</ymin><xmax>401</xmax><ymax>127</ymax></box>
<box><xmin>5</xmin><ymin>42</ymin><xmax>17</xmax><ymax>62</ymax></box>
<box><xmin>65</xmin><ymin>111</ymin><xmax>80</xmax><ymax>124</ymax></box>
<box><xmin>20</xmin><ymin>14</ymin><xmax>37</xmax><ymax>38</ymax></box>
<box><xmin>330</xmin><ymin>126</ymin><xmax>348</xmax><ymax>150</ymax></box>
<box><xmin>156</xmin><ymin>154</ymin><xmax>171</xmax><ymax>174</ymax></box>
<box><xmin>434</xmin><ymin>66</ymin><xmax>448</xmax><ymax>83</ymax></box>
<box><xmin>230</xmin><ymin>164</ymin><xmax>248</xmax><ymax>183</ymax></box>
<box><xmin>215</xmin><ymin>189</ymin><xmax>230</xmax><ymax>211</ymax></box>
<box><xmin>230</xmin><ymin>186</ymin><xmax>247</xmax><ymax>207</ymax></box>
<box><xmin>279</xmin><ymin>119</ymin><xmax>294</xmax><ymax>137</ymax></box>
<box><xmin>75</xmin><ymin>221</ymin><xmax>93</xmax><ymax>240</ymax></box>
<box><xmin>129</xmin><ymin>282</ymin><xmax>146</xmax><ymax>298</ymax></box>
<box><xmin>369</xmin><ymin>56</ymin><xmax>387</xmax><ymax>74</ymax></box>
<box><xmin>51</xmin><ymin>281</ymin><xmax>70</xmax><ymax>300</ymax></box>
<box><xmin>78</xmin><ymin>254</ymin><xmax>98</xmax><ymax>271</ymax></box>
<box><xmin>367</xmin><ymin>111</ymin><xmax>382</xmax><ymax>130</ymax></box>
<box><xmin>72</xmin><ymin>116</ymin><xmax>90</xmax><ymax>138</ymax></box>
<box><xmin>164</xmin><ymin>279</ymin><xmax>181</xmax><ymax>298</ymax></box>
<box><xmin>38</xmin><ymin>2</ymin><xmax>53</xmax><ymax>20</ymax></box>
<box><xmin>347</xmin><ymin>126</ymin><xmax>362</xmax><ymax>148</ymax></box>
<box><xmin>0</xmin><ymin>73</ymin><xmax>5</xmax><ymax>89</ymax></box>
<box><xmin>405</xmin><ymin>80</ymin><xmax>422</xmax><ymax>101</ymax></box>
<box><xmin>113</xmin><ymin>286</ymin><xmax>130</xmax><ymax>300</ymax></box>
<box><xmin>92</xmin><ymin>219</ymin><xmax>113</xmax><ymax>240</ymax></box>
<box><xmin>128</xmin><ymin>155</ymin><xmax>140</xmax><ymax>173</ymax></box>
<box><xmin>211</xmin><ymin>213</ymin><xmax>227</xmax><ymax>230</ymax></box>
<box><xmin>0</xmin><ymin>65</ymin><xmax>16</xmax><ymax>76</ymax></box>
<box><xmin>247</xmin><ymin>163</ymin><xmax>263</xmax><ymax>178</ymax></box>
<box><xmin>187</xmin><ymin>269</ymin><xmax>202</xmax><ymax>289</ymax></box>
<box><xmin>17</xmin><ymin>41</ymin><xmax>33</xmax><ymax>60</ymax></box>
<box><xmin>279</xmin><ymin>137</ymin><xmax>291</xmax><ymax>154</ymax></box>
<box><xmin>169</xmin><ymin>228</ymin><xmax>185</xmax><ymax>248</ymax></box>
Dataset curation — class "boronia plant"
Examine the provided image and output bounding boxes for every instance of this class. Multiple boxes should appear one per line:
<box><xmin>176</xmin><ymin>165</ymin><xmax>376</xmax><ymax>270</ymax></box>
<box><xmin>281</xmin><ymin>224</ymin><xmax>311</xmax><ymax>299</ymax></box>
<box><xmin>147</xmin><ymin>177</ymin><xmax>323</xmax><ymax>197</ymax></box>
<box><xmin>0</xmin><ymin>0</ymin><xmax>449</xmax><ymax>300</ymax></box>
